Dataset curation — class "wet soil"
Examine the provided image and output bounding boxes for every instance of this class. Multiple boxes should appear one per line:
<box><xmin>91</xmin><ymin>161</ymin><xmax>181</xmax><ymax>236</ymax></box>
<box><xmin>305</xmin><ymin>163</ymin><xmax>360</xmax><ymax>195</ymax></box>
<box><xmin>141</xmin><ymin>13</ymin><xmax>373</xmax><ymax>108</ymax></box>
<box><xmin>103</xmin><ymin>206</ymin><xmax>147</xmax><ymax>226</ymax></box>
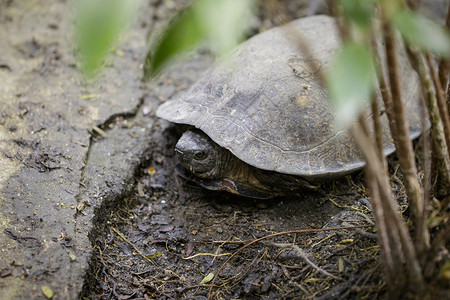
<box><xmin>83</xmin><ymin>0</ymin><xmax>450</xmax><ymax>299</ymax></box>
<box><xmin>81</xmin><ymin>129</ymin><xmax>387</xmax><ymax>299</ymax></box>
<box><xmin>80</xmin><ymin>2</ymin><xmax>389</xmax><ymax>299</ymax></box>
<box><xmin>0</xmin><ymin>0</ymin><xmax>154</xmax><ymax>298</ymax></box>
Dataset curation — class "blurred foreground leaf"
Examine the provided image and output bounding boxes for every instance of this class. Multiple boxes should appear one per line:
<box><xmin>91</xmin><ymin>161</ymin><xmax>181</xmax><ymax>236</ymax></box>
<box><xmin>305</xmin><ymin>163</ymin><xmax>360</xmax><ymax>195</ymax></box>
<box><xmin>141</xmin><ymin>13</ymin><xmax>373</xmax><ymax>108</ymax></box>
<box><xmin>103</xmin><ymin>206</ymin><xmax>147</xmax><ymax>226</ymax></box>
<box><xmin>145</xmin><ymin>4</ymin><xmax>204</xmax><ymax>77</ymax></box>
<box><xmin>145</xmin><ymin>0</ymin><xmax>255</xmax><ymax>78</ymax></box>
<box><xmin>340</xmin><ymin>0</ymin><xmax>376</xmax><ymax>30</ymax></box>
<box><xmin>76</xmin><ymin>0</ymin><xmax>141</xmax><ymax>77</ymax></box>
<box><xmin>326</xmin><ymin>42</ymin><xmax>376</xmax><ymax>129</ymax></box>
<box><xmin>393</xmin><ymin>10</ymin><xmax>450</xmax><ymax>57</ymax></box>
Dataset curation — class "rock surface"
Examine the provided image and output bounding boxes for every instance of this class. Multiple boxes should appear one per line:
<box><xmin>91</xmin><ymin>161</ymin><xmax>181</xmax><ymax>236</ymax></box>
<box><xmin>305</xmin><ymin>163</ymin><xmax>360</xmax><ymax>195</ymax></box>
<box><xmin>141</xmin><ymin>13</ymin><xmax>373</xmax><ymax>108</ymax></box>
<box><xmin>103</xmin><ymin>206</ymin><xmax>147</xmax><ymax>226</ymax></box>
<box><xmin>0</xmin><ymin>1</ymin><xmax>153</xmax><ymax>298</ymax></box>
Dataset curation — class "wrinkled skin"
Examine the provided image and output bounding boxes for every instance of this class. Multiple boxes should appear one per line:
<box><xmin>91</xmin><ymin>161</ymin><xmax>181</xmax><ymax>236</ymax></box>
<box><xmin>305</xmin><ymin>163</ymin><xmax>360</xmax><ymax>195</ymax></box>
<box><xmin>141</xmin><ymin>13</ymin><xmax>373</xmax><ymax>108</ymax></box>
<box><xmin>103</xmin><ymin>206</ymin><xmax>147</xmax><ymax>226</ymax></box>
<box><xmin>175</xmin><ymin>130</ymin><xmax>226</xmax><ymax>179</ymax></box>
<box><xmin>175</xmin><ymin>130</ymin><xmax>316</xmax><ymax>198</ymax></box>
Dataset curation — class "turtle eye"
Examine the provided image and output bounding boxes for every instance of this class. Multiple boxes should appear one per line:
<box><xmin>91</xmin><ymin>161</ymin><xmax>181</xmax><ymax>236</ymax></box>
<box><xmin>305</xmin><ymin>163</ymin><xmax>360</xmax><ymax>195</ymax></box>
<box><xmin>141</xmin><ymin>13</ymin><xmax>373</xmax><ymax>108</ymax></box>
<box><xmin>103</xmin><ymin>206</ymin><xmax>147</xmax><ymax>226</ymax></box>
<box><xmin>194</xmin><ymin>151</ymin><xmax>207</xmax><ymax>160</ymax></box>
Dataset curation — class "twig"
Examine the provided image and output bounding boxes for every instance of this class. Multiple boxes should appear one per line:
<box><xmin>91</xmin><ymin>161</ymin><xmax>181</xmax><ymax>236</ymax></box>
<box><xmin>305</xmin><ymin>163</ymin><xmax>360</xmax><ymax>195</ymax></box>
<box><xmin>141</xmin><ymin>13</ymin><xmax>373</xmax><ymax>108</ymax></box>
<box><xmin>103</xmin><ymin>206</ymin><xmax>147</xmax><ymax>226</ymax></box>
<box><xmin>351</xmin><ymin>124</ymin><xmax>426</xmax><ymax>294</ymax></box>
<box><xmin>328</xmin><ymin>0</ymin><xmax>350</xmax><ymax>40</ymax></box>
<box><xmin>381</xmin><ymin>7</ymin><xmax>427</xmax><ymax>261</ymax></box>
<box><xmin>424</xmin><ymin>219</ymin><xmax>450</xmax><ymax>279</ymax></box>
<box><xmin>183</xmin><ymin>252</ymin><xmax>232</xmax><ymax>260</ymax></box>
<box><xmin>359</xmin><ymin>130</ymin><xmax>403</xmax><ymax>294</ymax></box>
<box><xmin>270</xmin><ymin>242</ymin><xmax>341</xmax><ymax>280</ymax></box>
<box><xmin>420</xmin><ymin>99</ymin><xmax>433</xmax><ymax>247</ymax></box>
<box><xmin>371</xmin><ymin>30</ymin><xmax>398</xmax><ymax>156</ymax></box>
<box><xmin>289</xmin><ymin>281</ymin><xmax>311</xmax><ymax>297</ymax></box>
<box><xmin>111</xmin><ymin>227</ymin><xmax>155</xmax><ymax>264</ymax></box>
<box><xmin>437</xmin><ymin>3</ymin><xmax>450</xmax><ymax>100</ymax></box>
<box><xmin>227</xmin><ymin>250</ymin><xmax>266</xmax><ymax>290</ymax></box>
<box><xmin>206</xmin><ymin>225</ymin><xmax>371</xmax><ymax>299</ymax></box>
<box><xmin>426</xmin><ymin>53</ymin><xmax>450</xmax><ymax>158</ymax></box>
<box><xmin>354</xmin><ymin>211</ymin><xmax>375</xmax><ymax>226</ymax></box>
<box><xmin>370</xmin><ymin>96</ymin><xmax>385</xmax><ymax>167</ymax></box>
<box><xmin>410</xmin><ymin>50</ymin><xmax>450</xmax><ymax>196</ymax></box>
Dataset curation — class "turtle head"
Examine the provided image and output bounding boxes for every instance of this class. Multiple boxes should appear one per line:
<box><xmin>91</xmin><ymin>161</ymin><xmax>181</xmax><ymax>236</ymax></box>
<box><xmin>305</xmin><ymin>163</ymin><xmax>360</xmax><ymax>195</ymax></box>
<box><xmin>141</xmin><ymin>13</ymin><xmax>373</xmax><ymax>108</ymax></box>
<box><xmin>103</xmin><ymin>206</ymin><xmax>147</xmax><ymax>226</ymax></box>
<box><xmin>175</xmin><ymin>130</ymin><xmax>222</xmax><ymax>179</ymax></box>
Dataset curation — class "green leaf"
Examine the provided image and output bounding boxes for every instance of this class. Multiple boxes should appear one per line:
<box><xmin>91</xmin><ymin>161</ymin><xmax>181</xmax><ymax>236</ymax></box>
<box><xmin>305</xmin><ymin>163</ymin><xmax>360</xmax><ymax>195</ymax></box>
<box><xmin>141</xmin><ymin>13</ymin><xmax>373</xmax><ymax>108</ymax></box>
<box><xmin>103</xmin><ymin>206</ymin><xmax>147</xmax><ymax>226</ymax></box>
<box><xmin>195</xmin><ymin>0</ymin><xmax>255</xmax><ymax>55</ymax></box>
<box><xmin>145</xmin><ymin>5</ymin><xmax>205</xmax><ymax>77</ymax></box>
<box><xmin>326</xmin><ymin>42</ymin><xmax>376</xmax><ymax>129</ymax></box>
<box><xmin>199</xmin><ymin>272</ymin><xmax>214</xmax><ymax>284</ymax></box>
<box><xmin>338</xmin><ymin>258</ymin><xmax>344</xmax><ymax>273</ymax></box>
<box><xmin>76</xmin><ymin>0</ymin><xmax>141</xmax><ymax>77</ymax></box>
<box><xmin>341</xmin><ymin>0</ymin><xmax>376</xmax><ymax>30</ymax></box>
<box><xmin>145</xmin><ymin>0</ymin><xmax>255</xmax><ymax>78</ymax></box>
<box><xmin>144</xmin><ymin>252</ymin><xmax>162</xmax><ymax>259</ymax></box>
<box><xmin>393</xmin><ymin>10</ymin><xmax>450</xmax><ymax>57</ymax></box>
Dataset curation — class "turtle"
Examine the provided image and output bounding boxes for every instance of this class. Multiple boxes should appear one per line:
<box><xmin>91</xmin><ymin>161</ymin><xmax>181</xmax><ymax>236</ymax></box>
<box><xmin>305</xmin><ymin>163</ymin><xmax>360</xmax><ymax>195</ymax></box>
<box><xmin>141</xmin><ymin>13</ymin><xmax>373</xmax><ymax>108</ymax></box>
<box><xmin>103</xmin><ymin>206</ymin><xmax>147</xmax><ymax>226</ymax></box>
<box><xmin>156</xmin><ymin>15</ymin><xmax>423</xmax><ymax>199</ymax></box>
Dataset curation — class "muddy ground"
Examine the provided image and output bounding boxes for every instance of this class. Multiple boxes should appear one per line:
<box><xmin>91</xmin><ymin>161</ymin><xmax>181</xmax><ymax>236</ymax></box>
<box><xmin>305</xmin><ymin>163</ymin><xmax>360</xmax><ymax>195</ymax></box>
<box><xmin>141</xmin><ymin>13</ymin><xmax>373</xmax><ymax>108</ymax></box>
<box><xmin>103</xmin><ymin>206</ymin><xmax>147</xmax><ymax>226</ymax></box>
<box><xmin>81</xmin><ymin>128</ymin><xmax>388</xmax><ymax>299</ymax></box>
<box><xmin>82</xmin><ymin>142</ymin><xmax>390</xmax><ymax>299</ymax></box>
<box><xmin>1</xmin><ymin>0</ymin><xmax>447</xmax><ymax>299</ymax></box>
<box><xmin>81</xmin><ymin>1</ymin><xmax>391</xmax><ymax>299</ymax></box>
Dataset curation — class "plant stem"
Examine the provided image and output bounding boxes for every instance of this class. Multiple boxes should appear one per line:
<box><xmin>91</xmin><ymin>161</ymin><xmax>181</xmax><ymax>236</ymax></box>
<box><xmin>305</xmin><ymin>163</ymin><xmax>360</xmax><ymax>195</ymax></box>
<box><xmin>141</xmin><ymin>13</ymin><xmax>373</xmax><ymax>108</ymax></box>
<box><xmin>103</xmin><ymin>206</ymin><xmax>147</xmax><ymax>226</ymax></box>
<box><xmin>382</xmin><ymin>14</ymin><xmax>426</xmax><ymax>253</ymax></box>
<box><xmin>352</xmin><ymin>123</ymin><xmax>425</xmax><ymax>295</ymax></box>
<box><xmin>426</xmin><ymin>53</ymin><xmax>450</xmax><ymax>158</ymax></box>
<box><xmin>437</xmin><ymin>2</ymin><xmax>450</xmax><ymax>102</ymax></box>
<box><xmin>411</xmin><ymin>51</ymin><xmax>450</xmax><ymax>197</ymax></box>
<box><xmin>424</xmin><ymin>219</ymin><xmax>450</xmax><ymax>279</ymax></box>
<box><xmin>370</xmin><ymin>98</ymin><xmax>385</xmax><ymax>164</ymax></box>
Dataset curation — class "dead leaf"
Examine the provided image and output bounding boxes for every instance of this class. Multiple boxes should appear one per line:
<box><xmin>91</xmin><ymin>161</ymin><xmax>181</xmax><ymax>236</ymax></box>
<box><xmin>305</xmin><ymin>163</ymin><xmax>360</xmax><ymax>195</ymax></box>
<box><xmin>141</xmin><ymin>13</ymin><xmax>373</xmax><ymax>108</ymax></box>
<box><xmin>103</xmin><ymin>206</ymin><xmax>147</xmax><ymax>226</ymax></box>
<box><xmin>1</xmin><ymin>269</ymin><xmax>12</xmax><ymax>278</ymax></box>
<box><xmin>148</xmin><ymin>167</ymin><xmax>155</xmax><ymax>176</ymax></box>
<box><xmin>200</xmin><ymin>272</ymin><xmax>214</xmax><ymax>284</ymax></box>
<box><xmin>65</xmin><ymin>248</ymin><xmax>77</xmax><ymax>261</ymax></box>
<box><xmin>185</xmin><ymin>242</ymin><xmax>194</xmax><ymax>257</ymax></box>
<box><xmin>137</xmin><ymin>181</ymin><xmax>145</xmax><ymax>197</ymax></box>
<box><xmin>158</xmin><ymin>225</ymin><xmax>174</xmax><ymax>232</ymax></box>
<box><xmin>41</xmin><ymin>285</ymin><xmax>54</xmax><ymax>299</ymax></box>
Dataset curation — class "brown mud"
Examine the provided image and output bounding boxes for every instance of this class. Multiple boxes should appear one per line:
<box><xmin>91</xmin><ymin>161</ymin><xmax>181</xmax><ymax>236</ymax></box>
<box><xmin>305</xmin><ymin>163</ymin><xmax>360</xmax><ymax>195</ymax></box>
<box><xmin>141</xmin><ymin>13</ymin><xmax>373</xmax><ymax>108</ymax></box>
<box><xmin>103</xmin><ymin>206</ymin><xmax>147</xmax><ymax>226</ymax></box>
<box><xmin>81</xmin><ymin>1</ymin><xmax>386</xmax><ymax>299</ymax></box>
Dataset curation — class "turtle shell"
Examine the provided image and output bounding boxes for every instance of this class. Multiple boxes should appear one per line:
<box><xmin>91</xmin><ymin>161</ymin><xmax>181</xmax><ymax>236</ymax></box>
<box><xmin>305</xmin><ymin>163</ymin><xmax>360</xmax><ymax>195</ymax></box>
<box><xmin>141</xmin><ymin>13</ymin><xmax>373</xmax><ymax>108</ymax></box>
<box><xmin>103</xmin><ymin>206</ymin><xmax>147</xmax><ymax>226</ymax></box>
<box><xmin>156</xmin><ymin>15</ymin><xmax>422</xmax><ymax>179</ymax></box>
